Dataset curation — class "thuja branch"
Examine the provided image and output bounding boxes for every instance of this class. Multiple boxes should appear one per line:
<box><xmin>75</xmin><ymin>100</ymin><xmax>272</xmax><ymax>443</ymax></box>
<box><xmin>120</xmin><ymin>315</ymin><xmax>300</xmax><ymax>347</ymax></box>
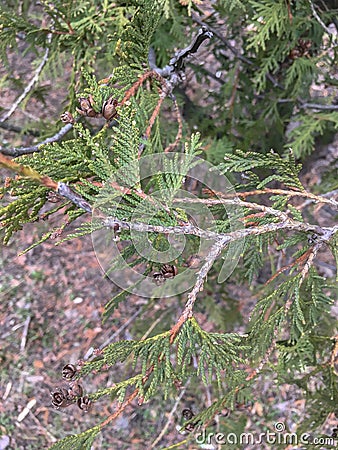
<box><xmin>0</xmin><ymin>153</ymin><xmax>57</xmax><ymax>190</ymax></box>
<box><xmin>55</xmin><ymin>179</ymin><xmax>337</xmax><ymax>242</ymax></box>
<box><xmin>57</xmin><ymin>183</ymin><xmax>92</xmax><ymax>214</ymax></box>
<box><xmin>145</xmin><ymin>91</ymin><xmax>167</xmax><ymax>139</ymax></box>
<box><xmin>170</xmin><ymin>237</ymin><xmax>228</xmax><ymax>342</ymax></box>
<box><xmin>0</xmin><ymin>123</ymin><xmax>74</xmax><ymax>157</ymax></box>
<box><xmin>151</xmin><ymin>26</ymin><xmax>213</xmax><ymax>89</ymax></box>
<box><xmin>1</xmin><ymin>156</ymin><xmax>334</xmax><ymax>242</ymax></box>
<box><xmin>98</xmin><ymin>366</ymin><xmax>154</xmax><ymax>430</ymax></box>
<box><xmin>191</xmin><ymin>15</ymin><xmax>284</xmax><ymax>89</ymax></box>
<box><xmin>103</xmin><ymin>215</ymin><xmax>334</xmax><ymax>243</ymax></box>
<box><xmin>248</xmin><ymin>255</ymin><xmax>320</xmax><ymax>382</ymax></box>
<box><xmin>206</xmin><ymin>188</ymin><xmax>338</xmax><ymax>210</ymax></box>
<box><xmin>299</xmin><ymin>242</ymin><xmax>322</xmax><ymax>281</ymax></box>
<box><xmin>119</xmin><ymin>70</ymin><xmax>167</xmax><ymax>107</ymax></box>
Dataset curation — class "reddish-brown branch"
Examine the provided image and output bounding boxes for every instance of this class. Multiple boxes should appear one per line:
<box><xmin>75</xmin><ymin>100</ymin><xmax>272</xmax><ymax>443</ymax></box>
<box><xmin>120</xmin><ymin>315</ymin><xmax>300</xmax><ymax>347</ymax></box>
<box><xmin>286</xmin><ymin>0</ymin><xmax>293</xmax><ymax>24</ymax></box>
<box><xmin>164</xmin><ymin>99</ymin><xmax>183</xmax><ymax>152</ymax></box>
<box><xmin>109</xmin><ymin>180</ymin><xmax>147</xmax><ymax>199</ymax></box>
<box><xmin>145</xmin><ymin>93</ymin><xmax>166</xmax><ymax>139</ymax></box>
<box><xmin>107</xmin><ymin>181</ymin><xmax>170</xmax><ymax>214</ymax></box>
<box><xmin>170</xmin><ymin>312</ymin><xmax>190</xmax><ymax>344</ymax></box>
<box><xmin>99</xmin><ymin>389</ymin><xmax>139</xmax><ymax>430</ymax></box>
<box><xmin>118</xmin><ymin>70</ymin><xmax>174</xmax><ymax>147</ymax></box>
<box><xmin>98</xmin><ymin>365</ymin><xmax>154</xmax><ymax>429</ymax></box>
<box><xmin>0</xmin><ymin>153</ymin><xmax>58</xmax><ymax>190</ymax></box>
<box><xmin>264</xmin><ymin>248</ymin><xmax>313</xmax><ymax>286</ymax></box>
<box><xmin>66</xmin><ymin>20</ymin><xmax>75</xmax><ymax>34</ymax></box>
<box><xmin>119</xmin><ymin>71</ymin><xmax>167</xmax><ymax>107</ymax></box>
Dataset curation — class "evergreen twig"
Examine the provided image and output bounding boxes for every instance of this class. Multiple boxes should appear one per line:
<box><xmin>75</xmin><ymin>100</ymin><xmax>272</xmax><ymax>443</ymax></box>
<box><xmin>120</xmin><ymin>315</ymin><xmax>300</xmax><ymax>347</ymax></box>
<box><xmin>0</xmin><ymin>123</ymin><xmax>74</xmax><ymax>157</ymax></box>
<box><xmin>164</xmin><ymin>98</ymin><xmax>183</xmax><ymax>153</ymax></box>
<box><xmin>205</xmin><ymin>188</ymin><xmax>338</xmax><ymax>210</ymax></box>
<box><xmin>170</xmin><ymin>237</ymin><xmax>228</xmax><ymax>342</ymax></box>
<box><xmin>309</xmin><ymin>0</ymin><xmax>336</xmax><ymax>38</ymax></box>
<box><xmin>0</xmin><ymin>153</ymin><xmax>57</xmax><ymax>189</ymax></box>
<box><xmin>191</xmin><ymin>15</ymin><xmax>284</xmax><ymax>89</ymax></box>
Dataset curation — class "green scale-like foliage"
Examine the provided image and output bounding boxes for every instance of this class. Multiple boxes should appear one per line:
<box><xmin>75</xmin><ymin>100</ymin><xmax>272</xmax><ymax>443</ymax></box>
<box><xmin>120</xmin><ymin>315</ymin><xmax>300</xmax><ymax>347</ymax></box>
<box><xmin>79</xmin><ymin>318</ymin><xmax>248</xmax><ymax>402</ymax></box>
<box><xmin>48</xmin><ymin>427</ymin><xmax>101</xmax><ymax>450</ymax></box>
<box><xmin>249</xmin><ymin>270</ymin><xmax>334</xmax><ymax>355</ymax></box>
<box><xmin>176</xmin><ymin>318</ymin><xmax>248</xmax><ymax>388</ymax></box>
<box><xmin>0</xmin><ymin>121</ymin><xmax>100</xmax><ymax>244</ymax></box>
<box><xmin>219</xmin><ymin>148</ymin><xmax>304</xmax><ymax>191</ymax></box>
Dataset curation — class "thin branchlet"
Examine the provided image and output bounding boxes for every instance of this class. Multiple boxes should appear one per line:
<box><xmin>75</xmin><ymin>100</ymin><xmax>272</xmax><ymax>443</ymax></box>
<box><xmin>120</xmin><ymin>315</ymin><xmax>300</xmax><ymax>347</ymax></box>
<box><xmin>0</xmin><ymin>123</ymin><xmax>74</xmax><ymax>157</ymax></box>
<box><xmin>151</xmin><ymin>27</ymin><xmax>213</xmax><ymax>93</ymax></box>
